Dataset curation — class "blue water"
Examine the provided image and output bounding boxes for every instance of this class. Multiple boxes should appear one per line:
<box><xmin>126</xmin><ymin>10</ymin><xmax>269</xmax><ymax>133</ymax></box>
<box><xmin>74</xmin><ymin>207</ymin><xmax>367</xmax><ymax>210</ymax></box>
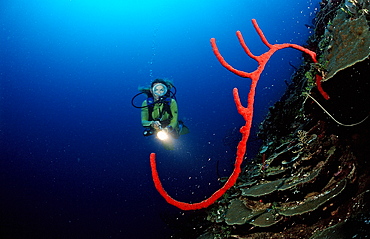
<box><xmin>1</xmin><ymin>0</ymin><xmax>321</xmax><ymax>238</ymax></box>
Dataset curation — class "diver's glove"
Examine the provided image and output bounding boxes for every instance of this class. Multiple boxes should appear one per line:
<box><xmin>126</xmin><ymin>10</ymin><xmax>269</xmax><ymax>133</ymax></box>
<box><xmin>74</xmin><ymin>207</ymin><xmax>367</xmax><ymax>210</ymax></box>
<box><xmin>151</xmin><ymin>121</ymin><xmax>161</xmax><ymax>129</ymax></box>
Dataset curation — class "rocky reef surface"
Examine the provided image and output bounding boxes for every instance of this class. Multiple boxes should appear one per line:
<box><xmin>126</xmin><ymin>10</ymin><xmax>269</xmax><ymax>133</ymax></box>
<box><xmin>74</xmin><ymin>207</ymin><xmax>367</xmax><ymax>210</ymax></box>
<box><xmin>197</xmin><ymin>0</ymin><xmax>370</xmax><ymax>238</ymax></box>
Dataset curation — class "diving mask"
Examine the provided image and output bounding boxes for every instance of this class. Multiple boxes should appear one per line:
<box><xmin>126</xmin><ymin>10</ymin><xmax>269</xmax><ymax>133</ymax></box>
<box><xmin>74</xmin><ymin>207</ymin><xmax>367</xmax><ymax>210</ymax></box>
<box><xmin>152</xmin><ymin>83</ymin><xmax>168</xmax><ymax>97</ymax></box>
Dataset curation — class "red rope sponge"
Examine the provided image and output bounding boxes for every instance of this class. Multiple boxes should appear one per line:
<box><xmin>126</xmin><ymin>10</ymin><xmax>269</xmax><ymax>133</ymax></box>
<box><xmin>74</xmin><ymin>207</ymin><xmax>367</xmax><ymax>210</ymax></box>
<box><xmin>149</xmin><ymin>19</ymin><xmax>329</xmax><ymax>210</ymax></box>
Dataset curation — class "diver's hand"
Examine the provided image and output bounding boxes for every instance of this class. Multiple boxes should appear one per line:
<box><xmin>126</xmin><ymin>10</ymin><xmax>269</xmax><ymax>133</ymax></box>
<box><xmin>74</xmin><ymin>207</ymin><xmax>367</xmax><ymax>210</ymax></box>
<box><xmin>151</xmin><ymin>121</ymin><xmax>161</xmax><ymax>129</ymax></box>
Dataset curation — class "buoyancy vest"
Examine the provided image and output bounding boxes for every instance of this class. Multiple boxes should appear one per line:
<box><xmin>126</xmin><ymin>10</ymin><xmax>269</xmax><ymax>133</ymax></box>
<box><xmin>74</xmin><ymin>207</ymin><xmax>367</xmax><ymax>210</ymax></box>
<box><xmin>146</xmin><ymin>97</ymin><xmax>173</xmax><ymax>122</ymax></box>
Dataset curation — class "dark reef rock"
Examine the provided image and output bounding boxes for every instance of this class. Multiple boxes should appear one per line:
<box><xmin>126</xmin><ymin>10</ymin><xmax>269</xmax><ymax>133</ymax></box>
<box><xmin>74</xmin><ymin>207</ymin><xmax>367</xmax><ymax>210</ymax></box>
<box><xmin>197</xmin><ymin>0</ymin><xmax>370</xmax><ymax>238</ymax></box>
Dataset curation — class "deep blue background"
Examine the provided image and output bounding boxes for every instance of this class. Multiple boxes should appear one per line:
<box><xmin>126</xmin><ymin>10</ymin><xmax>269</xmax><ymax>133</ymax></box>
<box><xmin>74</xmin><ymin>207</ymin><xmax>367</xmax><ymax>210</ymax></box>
<box><xmin>1</xmin><ymin>0</ymin><xmax>320</xmax><ymax>238</ymax></box>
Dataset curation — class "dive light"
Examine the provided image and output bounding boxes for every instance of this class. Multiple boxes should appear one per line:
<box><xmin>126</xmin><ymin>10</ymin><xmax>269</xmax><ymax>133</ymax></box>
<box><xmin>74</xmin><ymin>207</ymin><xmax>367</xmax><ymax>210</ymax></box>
<box><xmin>156</xmin><ymin>126</ymin><xmax>169</xmax><ymax>141</ymax></box>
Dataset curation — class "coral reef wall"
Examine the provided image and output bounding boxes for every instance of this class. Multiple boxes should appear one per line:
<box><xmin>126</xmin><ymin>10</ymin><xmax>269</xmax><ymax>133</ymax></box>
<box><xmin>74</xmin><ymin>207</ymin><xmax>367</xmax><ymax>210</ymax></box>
<box><xmin>197</xmin><ymin>1</ymin><xmax>370</xmax><ymax>238</ymax></box>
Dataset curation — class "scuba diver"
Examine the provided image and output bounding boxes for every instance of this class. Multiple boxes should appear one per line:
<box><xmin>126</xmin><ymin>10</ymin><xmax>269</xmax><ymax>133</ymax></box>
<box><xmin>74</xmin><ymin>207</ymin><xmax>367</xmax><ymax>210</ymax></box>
<box><xmin>131</xmin><ymin>79</ymin><xmax>189</xmax><ymax>149</ymax></box>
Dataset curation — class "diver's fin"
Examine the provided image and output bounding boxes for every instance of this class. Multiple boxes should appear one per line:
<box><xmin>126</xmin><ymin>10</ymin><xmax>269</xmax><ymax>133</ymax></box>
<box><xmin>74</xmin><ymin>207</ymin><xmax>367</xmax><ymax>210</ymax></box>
<box><xmin>179</xmin><ymin>122</ymin><xmax>189</xmax><ymax>135</ymax></box>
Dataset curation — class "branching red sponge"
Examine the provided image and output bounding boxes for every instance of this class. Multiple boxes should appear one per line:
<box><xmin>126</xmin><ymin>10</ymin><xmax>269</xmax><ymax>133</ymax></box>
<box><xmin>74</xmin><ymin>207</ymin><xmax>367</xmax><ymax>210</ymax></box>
<box><xmin>150</xmin><ymin>19</ymin><xmax>329</xmax><ymax>210</ymax></box>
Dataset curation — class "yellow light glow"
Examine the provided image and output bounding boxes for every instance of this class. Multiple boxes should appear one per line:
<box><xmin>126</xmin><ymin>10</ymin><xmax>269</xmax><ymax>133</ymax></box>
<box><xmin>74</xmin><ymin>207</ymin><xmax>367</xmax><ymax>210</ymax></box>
<box><xmin>157</xmin><ymin>130</ymin><xmax>169</xmax><ymax>141</ymax></box>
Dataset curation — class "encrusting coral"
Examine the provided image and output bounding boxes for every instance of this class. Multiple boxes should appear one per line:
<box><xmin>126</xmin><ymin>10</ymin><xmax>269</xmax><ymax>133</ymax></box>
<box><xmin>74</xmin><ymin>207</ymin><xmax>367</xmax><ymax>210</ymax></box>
<box><xmin>322</xmin><ymin>10</ymin><xmax>370</xmax><ymax>80</ymax></box>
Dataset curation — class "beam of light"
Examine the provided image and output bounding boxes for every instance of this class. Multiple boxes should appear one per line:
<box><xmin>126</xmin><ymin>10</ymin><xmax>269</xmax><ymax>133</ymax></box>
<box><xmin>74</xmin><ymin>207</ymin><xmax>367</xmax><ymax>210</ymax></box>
<box><xmin>156</xmin><ymin>129</ymin><xmax>169</xmax><ymax>141</ymax></box>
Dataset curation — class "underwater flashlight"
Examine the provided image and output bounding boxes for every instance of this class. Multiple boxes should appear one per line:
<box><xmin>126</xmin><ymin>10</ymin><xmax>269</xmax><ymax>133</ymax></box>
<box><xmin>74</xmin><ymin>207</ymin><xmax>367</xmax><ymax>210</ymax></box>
<box><xmin>156</xmin><ymin>127</ymin><xmax>169</xmax><ymax>141</ymax></box>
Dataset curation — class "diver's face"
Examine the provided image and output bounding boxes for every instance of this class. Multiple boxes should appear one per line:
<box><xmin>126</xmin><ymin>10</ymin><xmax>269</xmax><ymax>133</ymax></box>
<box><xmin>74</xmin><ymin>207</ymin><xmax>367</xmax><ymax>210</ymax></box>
<box><xmin>152</xmin><ymin>83</ymin><xmax>167</xmax><ymax>99</ymax></box>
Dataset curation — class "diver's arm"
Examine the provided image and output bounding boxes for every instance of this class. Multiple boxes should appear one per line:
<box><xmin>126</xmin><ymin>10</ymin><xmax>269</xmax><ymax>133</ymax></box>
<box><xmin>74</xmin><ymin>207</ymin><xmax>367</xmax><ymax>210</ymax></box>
<box><xmin>168</xmin><ymin>99</ymin><xmax>178</xmax><ymax>129</ymax></box>
<box><xmin>141</xmin><ymin>101</ymin><xmax>152</xmax><ymax>127</ymax></box>
<box><xmin>141</xmin><ymin>101</ymin><xmax>161</xmax><ymax>128</ymax></box>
